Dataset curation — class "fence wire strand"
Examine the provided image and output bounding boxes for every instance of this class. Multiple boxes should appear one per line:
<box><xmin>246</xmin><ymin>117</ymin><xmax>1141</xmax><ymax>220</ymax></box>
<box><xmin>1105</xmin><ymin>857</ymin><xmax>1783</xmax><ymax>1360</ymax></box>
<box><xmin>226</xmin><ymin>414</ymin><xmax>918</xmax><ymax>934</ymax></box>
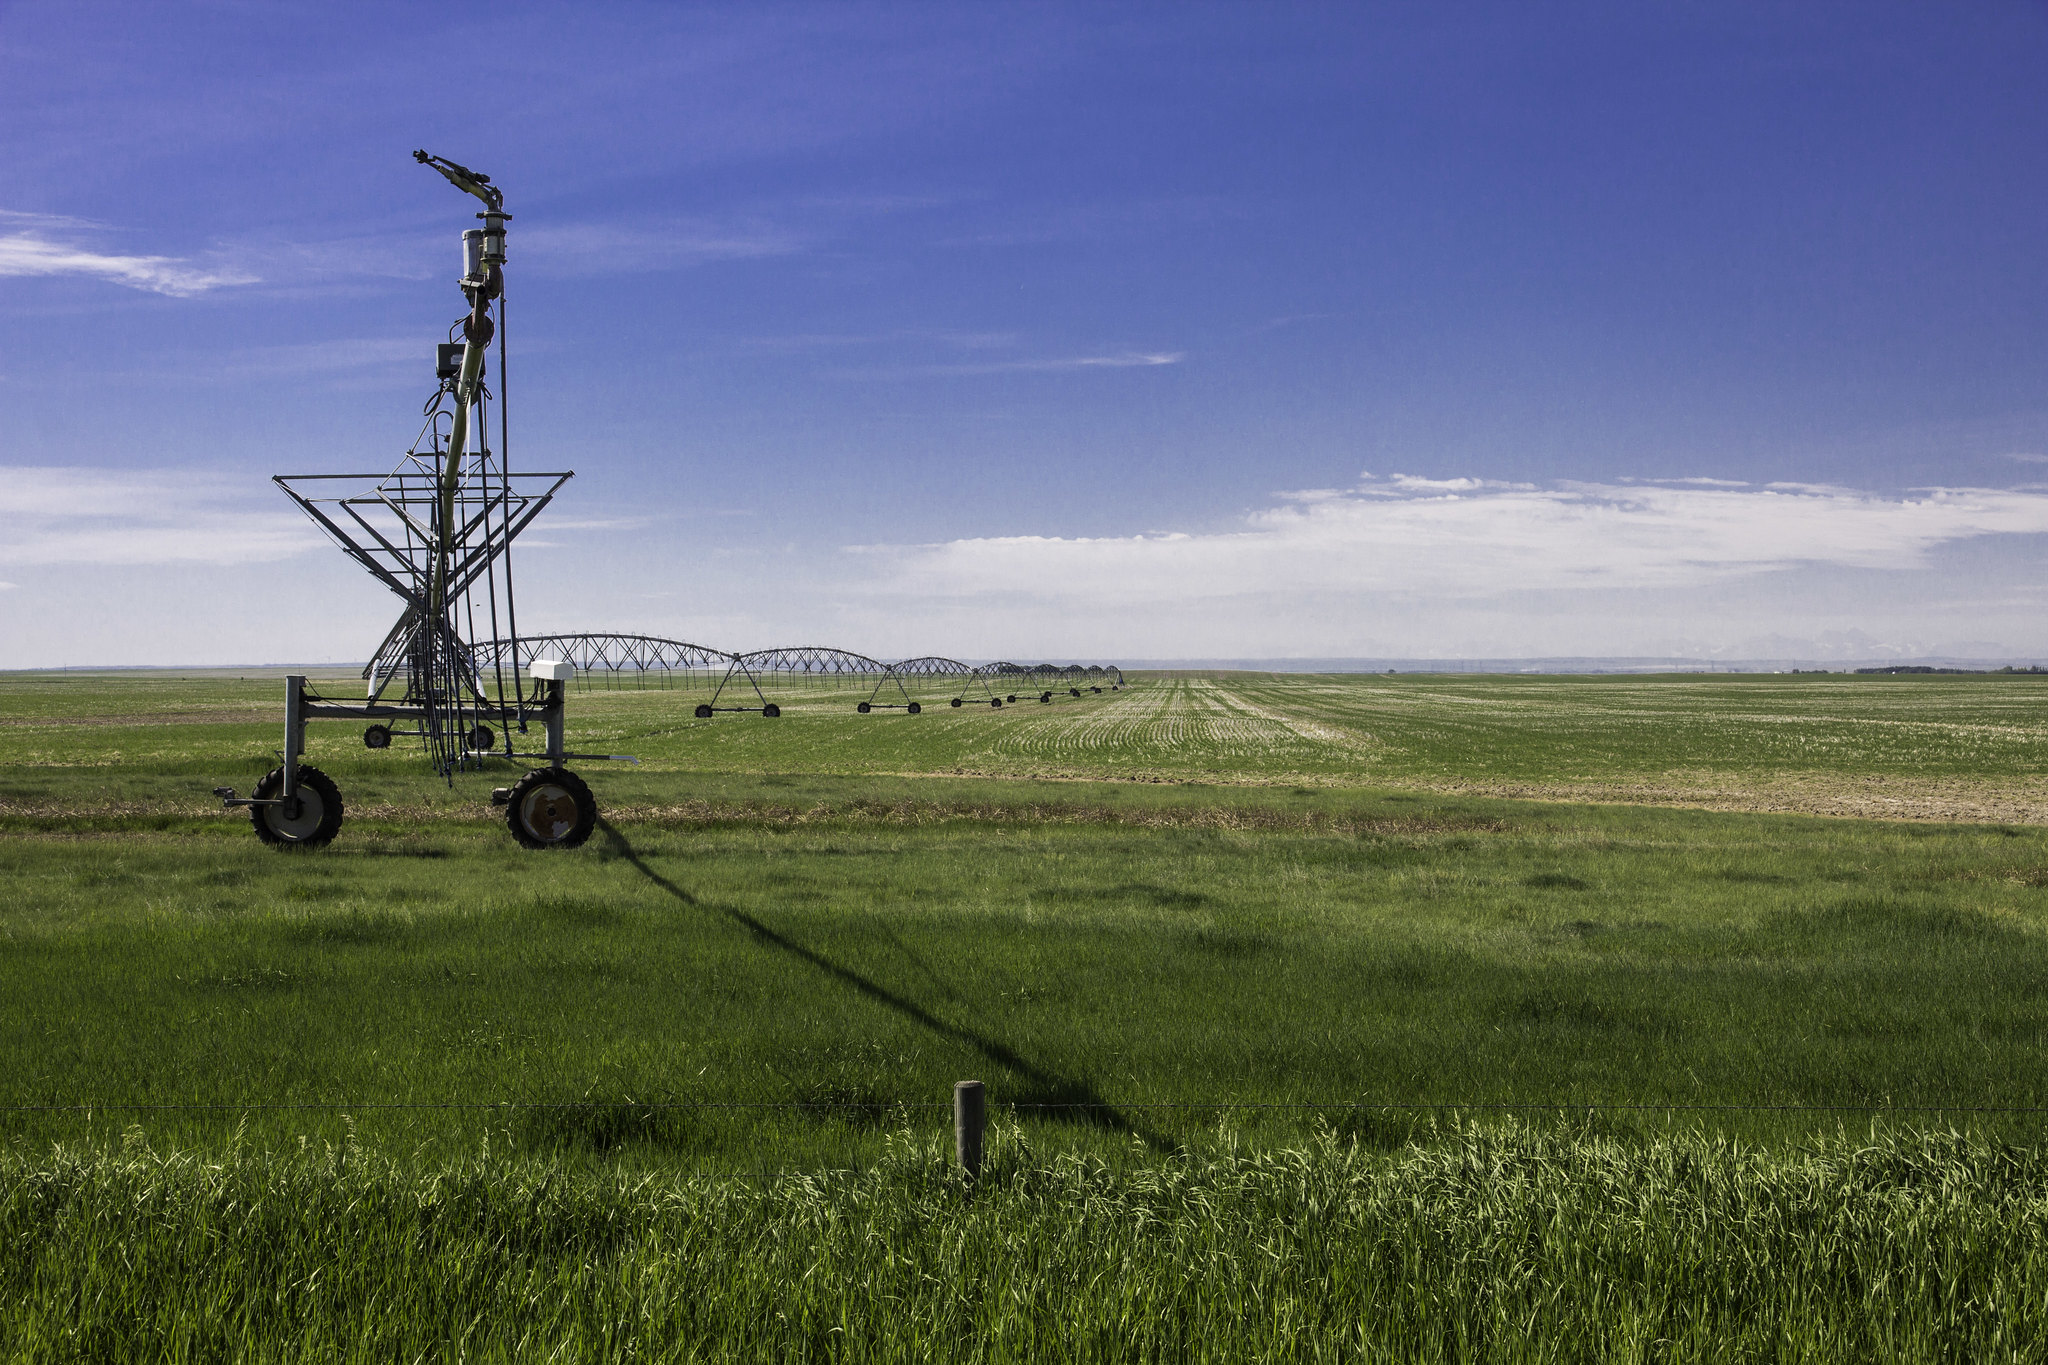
<box><xmin>7</xmin><ymin>1100</ymin><xmax>2046</xmax><ymax>1115</ymax></box>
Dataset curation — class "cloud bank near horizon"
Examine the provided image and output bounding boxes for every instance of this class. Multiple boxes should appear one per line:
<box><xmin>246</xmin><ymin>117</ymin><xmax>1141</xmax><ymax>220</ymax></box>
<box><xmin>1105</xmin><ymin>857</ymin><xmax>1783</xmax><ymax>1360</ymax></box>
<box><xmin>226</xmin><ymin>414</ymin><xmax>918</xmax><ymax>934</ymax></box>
<box><xmin>10</xmin><ymin>466</ymin><xmax>2048</xmax><ymax>666</ymax></box>
<box><xmin>793</xmin><ymin>473</ymin><xmax>2048</xmax><ymax>659</ymax></box>
<box><xmin>0</xmin><ymin>467</ymin><xmax>315</xmax><ymax>567</ymax></box>
<box><xmin>853</xmin><ymin>475</ymin><xmax>2048</xmax><ymax>601</ymax></box>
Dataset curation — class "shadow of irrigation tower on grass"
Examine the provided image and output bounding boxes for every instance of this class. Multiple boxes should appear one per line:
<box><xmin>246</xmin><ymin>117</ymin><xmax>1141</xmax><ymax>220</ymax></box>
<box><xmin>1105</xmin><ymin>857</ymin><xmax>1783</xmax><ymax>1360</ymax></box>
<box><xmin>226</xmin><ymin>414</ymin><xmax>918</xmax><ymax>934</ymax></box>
<box><xmin>597</xmin><ymin>819</ymin><xmax>1165</xmax><ymax>1149</ymax></box>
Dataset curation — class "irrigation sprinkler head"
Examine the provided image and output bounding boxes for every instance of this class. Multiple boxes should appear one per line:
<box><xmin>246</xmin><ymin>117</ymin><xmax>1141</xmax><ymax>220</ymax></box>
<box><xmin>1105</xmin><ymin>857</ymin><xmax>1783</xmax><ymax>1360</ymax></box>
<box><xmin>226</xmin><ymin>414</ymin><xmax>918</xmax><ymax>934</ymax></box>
<box><xmin>414</xmin><ymin>149</ymin><xmax>504</xmax><ymax>213</ymax></box>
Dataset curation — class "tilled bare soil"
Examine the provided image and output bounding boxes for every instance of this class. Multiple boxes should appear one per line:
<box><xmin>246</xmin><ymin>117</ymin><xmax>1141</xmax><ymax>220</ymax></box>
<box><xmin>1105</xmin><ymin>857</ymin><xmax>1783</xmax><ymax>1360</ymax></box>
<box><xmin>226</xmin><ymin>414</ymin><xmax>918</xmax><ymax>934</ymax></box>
<box><xmin>7</xmin><ymin>773</ymin><xmax>2046</xmax><ymax>830</ymax></box>
<box><xmin>1419</xmin><ymin>771</ymin><xmax>2048</xmax><ymax>825</ymax></box>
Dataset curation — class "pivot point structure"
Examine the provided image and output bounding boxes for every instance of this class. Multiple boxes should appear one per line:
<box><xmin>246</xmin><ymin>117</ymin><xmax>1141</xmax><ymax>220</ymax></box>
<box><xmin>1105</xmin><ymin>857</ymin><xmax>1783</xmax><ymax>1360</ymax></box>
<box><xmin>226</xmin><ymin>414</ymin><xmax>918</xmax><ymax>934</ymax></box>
<box><xmin>214</xmin><ymin>154</ymin><xmax>614</xmax><ymax>850</ymax></box>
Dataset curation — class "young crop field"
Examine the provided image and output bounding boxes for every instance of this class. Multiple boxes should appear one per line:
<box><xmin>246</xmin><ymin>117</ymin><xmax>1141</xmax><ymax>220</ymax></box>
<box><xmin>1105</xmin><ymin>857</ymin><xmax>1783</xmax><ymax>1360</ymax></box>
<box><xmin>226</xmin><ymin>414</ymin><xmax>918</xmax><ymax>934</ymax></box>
<box><xmin>5</xmin><ymin>667</ymin><xmax>2048</xmax><ymax>1357</ymax></box>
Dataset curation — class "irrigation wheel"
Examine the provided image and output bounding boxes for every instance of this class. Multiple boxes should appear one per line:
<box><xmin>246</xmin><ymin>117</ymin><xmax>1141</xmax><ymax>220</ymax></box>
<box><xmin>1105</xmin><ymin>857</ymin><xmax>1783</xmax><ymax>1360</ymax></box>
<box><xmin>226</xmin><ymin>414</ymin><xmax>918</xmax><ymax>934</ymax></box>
<box><xmin>505</xmin><ymin>767</ymin><xmax>597</xmax><ymax>849</ymax></box>
<box><xmin>469</xmin><ymin>723</ymin><xmax>495</xmax><ymax>751</ymax></box>
<box><xmin>362</xmin><ymin>724</ymin><xmax>391</xmax><ymax>749</ymax></box>
<box><xmin>249</xmin><ymin>765</ymin><xmax>344</xmax><ymax>848</ymax></box>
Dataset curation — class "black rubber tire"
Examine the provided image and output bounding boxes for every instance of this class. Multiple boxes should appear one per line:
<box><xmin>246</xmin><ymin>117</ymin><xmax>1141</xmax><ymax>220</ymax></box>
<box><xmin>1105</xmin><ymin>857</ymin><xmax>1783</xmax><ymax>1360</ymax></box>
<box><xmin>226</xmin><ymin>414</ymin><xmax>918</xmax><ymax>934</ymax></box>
<box><xmin>906</xmin><ymin>701</ymin><xmax>921</xmax><ymax>715</ymax></box>
<box><xmin>250</xmin><ymin>765</ymin><xmax>344</xmax><ymax>849</ymax></box>
<box><xmin>991</xmin><ymin>698</ymin><xmax>1002</xmax><ymax>709</ymax></box>
<box><xmin>763</xmin><ymin>703</ymin><xmax>781</xmax><ymax>718</ymax></box>
<box><xmin>950</xmin><ymin>697</ymin><xmax>963</xmax><ymax>708</ymax></box>
<box><xmin>469</xmin><ymin>723</ymin><xmax>495</xmax><ymax>752</ymax></box>
<box><xmin>1006</xmin><ymin>695</ymin><xmax>1017</xmax><ymax>704</ymax></box>
<box><xmin>1040</xmin><ymin>692</ymin><xmax>1052</xmax><ymax>704</ymax></box>
<box><xmin>363</xmin><ymin>724</ymin><xmax>391</xmax><ymax>750</ymax></box>
<box><xmin>1092</xmin><ymin>686</ymin><xmax>1102</xmax><ymax>693</ymax></box>
<box><xmin>857</xmin><ymin>701</ymin><xmax>871</xmax><ymax>714</ymax></box>
<box><xmin>1071</xmin><ymin>688</ymin><xmax>1082</xmax><ymax>697</ymax></box>
<box><xmin>505</xmin><ymin>767</ymin><xmax>596</xmax><ymax>849</ymax></box>
<box><xmin>694</xmin><ymin>703</ymin><xmax>714</xmax><ymax>719</ymax></box>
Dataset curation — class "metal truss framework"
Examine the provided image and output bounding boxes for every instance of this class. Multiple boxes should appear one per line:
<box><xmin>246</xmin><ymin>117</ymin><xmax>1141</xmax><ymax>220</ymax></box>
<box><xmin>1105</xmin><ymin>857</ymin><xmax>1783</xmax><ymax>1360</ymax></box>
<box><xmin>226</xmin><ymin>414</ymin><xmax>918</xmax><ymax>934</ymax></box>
<box><xmin>469</xmin><ymin>633</ymin><xmax>1125</xmax><ymax>713</ymax></box>
<box><xmin>220</xmin><ymin>154</ymin><xmax>623</xmax><ymax>852</ymax></box>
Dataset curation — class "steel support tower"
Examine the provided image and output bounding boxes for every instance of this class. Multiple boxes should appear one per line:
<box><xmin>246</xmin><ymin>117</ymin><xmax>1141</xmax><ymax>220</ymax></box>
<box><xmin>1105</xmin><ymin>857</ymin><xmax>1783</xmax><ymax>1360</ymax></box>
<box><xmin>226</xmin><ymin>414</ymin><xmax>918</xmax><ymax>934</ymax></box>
<box><xmin>214</xmin><ymin>153</ymin><xmax>614</xmax><ymax>849</ymax></box>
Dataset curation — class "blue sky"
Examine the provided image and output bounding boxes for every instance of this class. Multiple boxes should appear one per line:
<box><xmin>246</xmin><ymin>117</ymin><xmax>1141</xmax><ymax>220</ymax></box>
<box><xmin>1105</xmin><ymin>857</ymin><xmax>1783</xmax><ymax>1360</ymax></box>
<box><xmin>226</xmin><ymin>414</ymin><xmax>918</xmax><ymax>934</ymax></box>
<box><xmin>4</xmin><ymin>1</ymin><xmax>2048</xmax><ymax>665</ymax></box>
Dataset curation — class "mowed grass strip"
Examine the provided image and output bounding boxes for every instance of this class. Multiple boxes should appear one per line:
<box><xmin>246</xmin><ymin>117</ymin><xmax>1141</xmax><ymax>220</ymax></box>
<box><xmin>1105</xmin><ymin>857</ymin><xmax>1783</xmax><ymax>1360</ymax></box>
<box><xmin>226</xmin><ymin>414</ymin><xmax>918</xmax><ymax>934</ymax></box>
<box><xmin>5</xmin><ymin>787</ymin><xmax>2048</xmax><ymax>1165</ymax></box>
<box><xmin>5</xmin><ymin>1125</ymin><xmax>2046</xmax><ymax>1361</ymax></box>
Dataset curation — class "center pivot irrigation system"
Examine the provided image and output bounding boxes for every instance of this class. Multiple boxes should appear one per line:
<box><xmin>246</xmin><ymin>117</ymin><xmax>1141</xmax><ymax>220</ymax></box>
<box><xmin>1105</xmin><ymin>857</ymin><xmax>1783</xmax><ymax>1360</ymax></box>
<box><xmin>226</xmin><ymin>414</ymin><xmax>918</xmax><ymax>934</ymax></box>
<box><xmin>215</xmin><ymin>157</ymin><xmax>1123</xmax><ymax>851</ymax></box>
<box><xmin>469</xmin><ymin>637</ymin><xmax>1124</xmax><ymax>716</ymax></box>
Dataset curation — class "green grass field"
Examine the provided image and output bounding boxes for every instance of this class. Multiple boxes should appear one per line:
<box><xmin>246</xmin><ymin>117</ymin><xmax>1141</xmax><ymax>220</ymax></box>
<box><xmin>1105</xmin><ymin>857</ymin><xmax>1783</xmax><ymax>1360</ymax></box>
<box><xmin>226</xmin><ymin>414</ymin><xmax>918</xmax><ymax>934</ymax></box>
<box><xmin>6</xmin><ymin>668</ymin><xmax>2048</xmax><ymax>1357</ymax></box>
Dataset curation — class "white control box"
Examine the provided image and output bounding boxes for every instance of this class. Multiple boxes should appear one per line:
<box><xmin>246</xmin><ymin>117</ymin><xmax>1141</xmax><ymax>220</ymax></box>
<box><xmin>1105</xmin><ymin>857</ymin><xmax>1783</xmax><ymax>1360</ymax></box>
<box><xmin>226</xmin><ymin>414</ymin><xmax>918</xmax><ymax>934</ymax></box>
<box><xmin>529</xmin><ymin>659</ymin><xmax>574</xmax><ymax>681</ymax></box>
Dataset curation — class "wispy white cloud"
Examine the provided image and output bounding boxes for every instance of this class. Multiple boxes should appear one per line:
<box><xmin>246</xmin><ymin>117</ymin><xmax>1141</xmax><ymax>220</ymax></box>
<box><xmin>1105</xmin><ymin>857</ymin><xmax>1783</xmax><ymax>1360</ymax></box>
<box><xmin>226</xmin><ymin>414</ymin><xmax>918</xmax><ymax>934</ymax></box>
<box><xmin>741</xmin><ymin>328</ymin><xmax>1020</xmax><ymax>353</ymax></box>
<box><xmin>0</xmin><ymin>209</ymin><xmax>100</xmax><ymax>231</ymax></box>
<box><xmin>1248</xmin><ymin>312</ymin><xmax>1336</xmax><ymax>334</ymax></box>
<box><xmin>0</xmin><ymin>492</ymin><xmax>655</xmax><ymax>575</ymax></box>
<box><xmin>0</xmin><ymin>466</ymin><xmax>316</xmax><ymax>566</ymax></box>
<box><xmin>233</xmin><ymin>337</ymin><xmax>425</xmax><ymax>378</ymax></box>
<box><xmin>538</xmin><ymin>516</ymin><xmax>655</xmax><ymax>532</ymax></box>
<box><xmin>517</xmin><ymin>218</ymin><xmax>806</xmax><ymax>274</ymax></box>
<box><xmin>514</xmin><ymin>189</ymin><xmax>967</xmax><ymax>279</ymax></box>
<box><xmin>1003</xmin><ymin>351</ymin><xmax>1184</xmax><ymax>371</ymax></box>
<box><xmin>76</xmin><ymin>337</ymin><xmax>444</xmax><ymax>392</ymax></box>
<box><xmin>938</xmin><ymin>197</ymin><xmax>1229</xmax><ymax>248</ymax></box>
<box><xmin>740</xmin><ymin>329</ymin><xmax>1182</xmax><ymax>378</ymax></box>
<box><xmin>0</xmin><ymin>221</ymin><xmax>257</xmax><ymax>297</ymax></box>
<box><xmin>832</xmin><ymin>350</ymin><xmax>1184</xmax><ymax>379</ymax></box>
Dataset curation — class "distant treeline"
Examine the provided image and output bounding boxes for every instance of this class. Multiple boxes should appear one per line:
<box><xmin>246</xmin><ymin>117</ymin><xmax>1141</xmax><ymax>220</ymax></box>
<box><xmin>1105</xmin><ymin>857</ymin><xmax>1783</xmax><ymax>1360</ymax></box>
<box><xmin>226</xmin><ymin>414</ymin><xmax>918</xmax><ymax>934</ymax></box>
<box><xmin>1850</xmin><ymin>665</ymin><xmax>2048</xmax><ymax>676</ymax></box>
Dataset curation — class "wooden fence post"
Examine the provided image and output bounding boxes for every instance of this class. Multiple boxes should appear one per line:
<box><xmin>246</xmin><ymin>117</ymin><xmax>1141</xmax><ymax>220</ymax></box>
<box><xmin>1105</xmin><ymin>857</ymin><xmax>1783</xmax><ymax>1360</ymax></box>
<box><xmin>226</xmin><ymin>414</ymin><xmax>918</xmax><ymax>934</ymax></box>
<box><xmin>954</xmin><ymin>1080</ymin><xmax>985</xmax><ymax>1180</ymax></box>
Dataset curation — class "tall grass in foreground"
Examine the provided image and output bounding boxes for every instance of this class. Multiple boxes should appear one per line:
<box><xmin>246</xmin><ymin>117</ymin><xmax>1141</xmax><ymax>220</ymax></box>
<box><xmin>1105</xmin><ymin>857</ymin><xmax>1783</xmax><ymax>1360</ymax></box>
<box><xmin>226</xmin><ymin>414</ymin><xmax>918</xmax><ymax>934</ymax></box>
<box><xmin>5</xmin><ymin>1124</ymin><xmax>2045</xmax><ymax>1361</ymax></box>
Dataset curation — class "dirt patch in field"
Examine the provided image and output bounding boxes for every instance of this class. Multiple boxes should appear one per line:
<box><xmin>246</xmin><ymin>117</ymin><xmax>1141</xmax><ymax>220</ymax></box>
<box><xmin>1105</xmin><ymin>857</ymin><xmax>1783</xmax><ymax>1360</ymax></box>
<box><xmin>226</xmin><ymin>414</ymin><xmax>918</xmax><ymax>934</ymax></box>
<box><xmin>8</xmin><ymin>772</ymin><xmax>2045</xmax><ymax>830</ymax></box>
<box><xmin>0</xmin><ymin>797</ymin><xmax>493</xmax><ymax>827</ymax></box>
<box><xmin>1416</xmin><ymin>772</ymin><xmax>2048</xmax><ymax>825</ymax></box>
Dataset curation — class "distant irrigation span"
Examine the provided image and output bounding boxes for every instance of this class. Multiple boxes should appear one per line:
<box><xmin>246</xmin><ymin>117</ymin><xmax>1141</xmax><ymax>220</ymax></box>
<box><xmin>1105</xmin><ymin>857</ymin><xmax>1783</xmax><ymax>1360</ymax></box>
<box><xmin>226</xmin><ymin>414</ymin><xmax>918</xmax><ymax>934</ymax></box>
<box><xmin>461</xmin><ymin>634</ymin><xmax>1125</xmax><ymax>714</ymax></box>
